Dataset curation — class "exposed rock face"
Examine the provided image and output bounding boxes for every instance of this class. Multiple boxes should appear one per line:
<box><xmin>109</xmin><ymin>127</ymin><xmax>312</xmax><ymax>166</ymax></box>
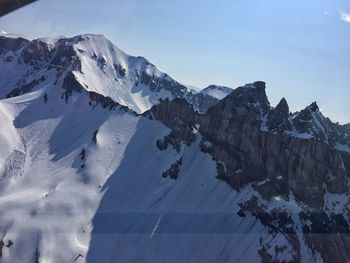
<box><xmin>61</xmin><ymin>71</ymin><xmax>84</xmax><ymax>102</ymax></box>
<box><xmin>147</xmin><ymin>98</ymin><xmax>198</xmax><ymax>146</ymax></box>
<box><xmin>22</xmin><ymin>39</ymin><xmax>51</xmax><ymax>65</ymax></box>
<box><xmin>290</xmin><ymin>102</ymin><xmax>350</xmax><ymax>149</ymax></box>
<box><xmin>7</xmin><ymin>75</ymin><xmax>46</xmax><ymax>98</ymax></box>
<box><xmin>184</xmin><ymin>91</ymin><xmax>219</xmax><ymax>113</ymax></box>
<box><xmin>266</xmin><ymin>97</ymin><xmax>292</xmax><ymax>132</ymax></box>
<box><xmin>162</xmin><ymin>158</ymin><xmax>183</xmax><ymax>180</ymax></box>
<box><xmin>140</xmin><ymin>70</ymin><xmax>188</xmax><ymax>97</ymax></box>
<box><xmin>149</xmin><ymin>81</ymin><xmax>350</xmax><ymax>263</ymax></box>
<box><xmin>150</xmin><ymin>82</ymin><xmax>349</xmax><ymax>204</ymax></box>
<box><xmin>0</xmin><ymin>36</ymin><xmax>29</xmax><ymax>55</ymax></box>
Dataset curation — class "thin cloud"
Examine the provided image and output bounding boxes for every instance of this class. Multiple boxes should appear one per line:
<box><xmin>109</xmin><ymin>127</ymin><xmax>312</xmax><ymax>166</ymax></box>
<box><xmin>340</xmin><ymin>12</ymin><xmax>350</xmax><ymax>22</ymax></box>
<box><xmin>323</xmin><ymin>11</ymin><xmax>332</xmax><ymax>16</ymax></box>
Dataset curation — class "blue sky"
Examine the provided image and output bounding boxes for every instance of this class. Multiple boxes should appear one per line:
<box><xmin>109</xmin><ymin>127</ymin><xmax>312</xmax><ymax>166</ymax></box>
<box><xmin>0</xmin><ymin>0</ymin><xmax>349</xmax><ymax>123</ymax></box>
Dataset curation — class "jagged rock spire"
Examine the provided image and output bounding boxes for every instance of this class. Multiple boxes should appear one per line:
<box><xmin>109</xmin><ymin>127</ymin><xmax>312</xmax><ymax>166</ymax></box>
<box><xmin>266</xmin><ymin>97</ymin><xmax>291</xmax><ymax>131</ymax></box>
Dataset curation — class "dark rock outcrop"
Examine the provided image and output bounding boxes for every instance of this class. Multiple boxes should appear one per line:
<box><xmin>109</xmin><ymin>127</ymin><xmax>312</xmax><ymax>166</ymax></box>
<box><xmin>162</xmin><ymin>158</ymin><xmax>183</xmax><ymax>180</ymax></box>
<box><xmin>266</xmin><ymin>97</ymin><xmax>292</xmax><ymax>132</ymax></box>
<box><xmin>61</xmin><ymin>71</ymin><xmax>84</xmax><ymax>102</ymax></box>
<box><xmin>0</xmin><ymin>36</ymin><xmax>29</xmax><ymax>55</ymax></box>
<box><xmin>7</xmin><ymin>75</ymin><xmax>46</xmax><ymax>98</ymax></box>
<box><xmin>150</xmin><ymin>82</ymin><xmax>349</xmax><ymax>206</ymax></box>
<box><xmin>22</xmin><ymin>39</ymin><xmax>51</xmax><ymax>65</ymax></box>
<box><xmin>148</xmin><ymin>81</ymin><xmax>350</xmax><ymax>263</ymax></box>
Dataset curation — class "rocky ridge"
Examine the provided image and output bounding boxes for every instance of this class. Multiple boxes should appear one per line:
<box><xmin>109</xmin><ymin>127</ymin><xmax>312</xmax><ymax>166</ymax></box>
<box><xmin>148</xmin><ymin>81</ymin><xmax>350</xmax><ymax>262</ymax></box>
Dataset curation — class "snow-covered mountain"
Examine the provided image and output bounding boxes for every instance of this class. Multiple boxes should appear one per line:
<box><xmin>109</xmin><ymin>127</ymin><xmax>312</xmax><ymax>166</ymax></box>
<box><xmin>0</xmin><ymin>33</ymin><xmax>231</xmax><ymax>114</ymax></box>
<box><xmin>0</xmin><ymin>33</ymin><xmax>349</xmax><ymax>263</ymax></box>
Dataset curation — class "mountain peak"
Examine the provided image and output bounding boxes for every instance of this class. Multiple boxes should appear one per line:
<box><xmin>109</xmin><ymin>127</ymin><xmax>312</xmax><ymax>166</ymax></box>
<box><xmin>252</xmin><ymin>81</ymin><xmax>266</xmax><ymax>90</ymax></box>
<box><xmin>228</xmin><ymin>81</ymin><xmax>270</xmax><ymax>109</ymax></box>
<box><xmin>0</xmin><ymin>33</ymin><xmax>190</xmax><ymax>113</ymax></box>
<box><xmin>308</xmin><ymin>101</ymin><xmax>319</xmax><ymax>112</ymax></box>
<box><xmin>275</xmin><ymin>97</ymin><xmax>289</xmax><ymax>114</ymax></box>
<box><xmin>0</xmin><ymin>33</ymin><xmax>239</xmax><ymax>115</ymax></box>
<box><xmin>266</xmin><ymin>97</ymin><xmax>291</xmax><ymax>132</ymax></box>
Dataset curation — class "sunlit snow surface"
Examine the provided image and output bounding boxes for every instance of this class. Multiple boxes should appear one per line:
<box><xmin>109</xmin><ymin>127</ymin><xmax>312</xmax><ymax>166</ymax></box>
<box><xmin>0</xmin><ymin>87</ymin><xmax>270</xmax><ymax>262</ymax></box>
<box><xmin>71</xmin><ymin>35</ymin><xmax>175</xmax><ymax>113</ymax></box>
<box><xmin>200</xmin><ymin>85</ymin><xmax>232</xmax><ymax>100</ymax></box>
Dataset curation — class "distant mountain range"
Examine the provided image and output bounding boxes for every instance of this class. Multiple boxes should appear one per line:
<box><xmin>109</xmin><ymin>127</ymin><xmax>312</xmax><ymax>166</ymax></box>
<box><xmin>0</xmin><ymin>32</ymin><xmax>349</xmax><ymax>263</ymax></box>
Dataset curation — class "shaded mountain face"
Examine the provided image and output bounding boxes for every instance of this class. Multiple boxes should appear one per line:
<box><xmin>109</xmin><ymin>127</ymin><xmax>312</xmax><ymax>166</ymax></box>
<box><xmin>0</xmin><ymin>33</ymin><xmax>349</xmax><ymax>263</ymax></box>
<box><xmin>149</xmin><ymin>81</ymin><xmax>350</xmax><ymax>262</ymax></box>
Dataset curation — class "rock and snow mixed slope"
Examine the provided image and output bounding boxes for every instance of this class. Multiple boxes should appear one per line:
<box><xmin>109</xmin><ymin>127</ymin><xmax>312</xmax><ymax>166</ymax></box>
<box><xmin>0</xmin><ymin>33</ymin><xmax>349</xmax><ymax>263</ymax></box>
<box><xmin>0</xmin><ymin>76</ymin><xmax>266</xmax><ymax>263</ymax></box>
<box><xmin>0</xmin><ymin>33</ymin><xmax>230</xmax><ymax>114</ymax></box>
<box><xmin>149</xmin><ymin>81</ymin><xmax>350</xmax><ymax>262</ymax></box>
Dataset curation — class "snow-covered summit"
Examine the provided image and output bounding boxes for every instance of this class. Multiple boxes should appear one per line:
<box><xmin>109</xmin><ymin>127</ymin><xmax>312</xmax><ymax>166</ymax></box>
<box><xmin>200</xmin><ymin>85</ymin><xmax>232</xmax><ymax>100</ymax></box>
<box><xmin>0</xmin><ymin>33</ymin><xmax>234</xmax><ymax>114</ymax></box>
<box><xmin>0</xmin><ymin>33</ymin><xmax>191</xmax><ymax>113</ymax></box>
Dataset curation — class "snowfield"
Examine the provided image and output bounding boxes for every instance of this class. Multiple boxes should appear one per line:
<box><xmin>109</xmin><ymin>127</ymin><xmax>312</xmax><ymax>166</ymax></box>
<box><xmin>0</xmin><ymin>86</ymin><xmax>268</xmax><ymax>263</ymax></box>
<box><xmin>71</xmin><ymin>34</ymin><xmax>176</xmax><ymax>113</ymax></box>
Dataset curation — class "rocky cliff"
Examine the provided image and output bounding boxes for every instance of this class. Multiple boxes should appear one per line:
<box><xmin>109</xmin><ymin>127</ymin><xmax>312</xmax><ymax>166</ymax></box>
<box><xmin>149</xmin><ymin>81</ymin><xmax>350</xmax><ymax>262</ymax></box>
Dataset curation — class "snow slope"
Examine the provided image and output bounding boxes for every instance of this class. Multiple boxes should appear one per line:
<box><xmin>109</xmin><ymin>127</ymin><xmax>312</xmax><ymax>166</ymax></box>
<box><xmin>0</xmin><ymin>84</ymin><xmax>269</xmax><ymax>262</ymax></box>
<box><xmin>0</xmin><ymin>83</ymin><xmax>329</xmax><ymax>263</ymax></box>
<box><xmin>0</xmin><ymin>85</ymin><xmax>140</xmax><ymax>262</ymax></box>
<box><xmin>87</xmin><ymin>134</ymin><xmax>266</xmax><ymax>263</ymax></box>
<box><xmin>70</xmin><ymin>34</ymin><xmax>184</xmax><ymax>113</ymax></box>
